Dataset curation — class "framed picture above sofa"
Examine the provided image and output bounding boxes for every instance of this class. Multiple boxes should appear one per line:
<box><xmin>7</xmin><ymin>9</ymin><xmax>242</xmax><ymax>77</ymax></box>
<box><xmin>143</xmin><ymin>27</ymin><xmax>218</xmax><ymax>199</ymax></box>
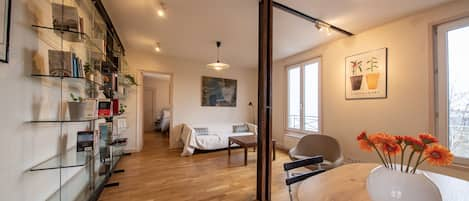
<box><xmin>201</xmin><ymin>76</ymin><xmax>237</xmax><ymax>107</ymax></box>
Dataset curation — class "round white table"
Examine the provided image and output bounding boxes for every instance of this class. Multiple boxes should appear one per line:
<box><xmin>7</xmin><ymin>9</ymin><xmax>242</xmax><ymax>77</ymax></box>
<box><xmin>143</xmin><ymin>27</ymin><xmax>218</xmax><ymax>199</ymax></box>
<box><xmin>297</xmin><ymin>163</ymin><xmax>469</xmax><ymax>201</ymax></box>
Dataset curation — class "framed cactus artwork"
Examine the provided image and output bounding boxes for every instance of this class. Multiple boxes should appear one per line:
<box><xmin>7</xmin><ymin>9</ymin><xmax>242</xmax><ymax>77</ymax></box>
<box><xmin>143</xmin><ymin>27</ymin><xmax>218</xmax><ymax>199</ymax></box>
<box><xmin>345</xmin><ymin>48</ymin><xmax>387</xmax><ymax>99</ymax></box>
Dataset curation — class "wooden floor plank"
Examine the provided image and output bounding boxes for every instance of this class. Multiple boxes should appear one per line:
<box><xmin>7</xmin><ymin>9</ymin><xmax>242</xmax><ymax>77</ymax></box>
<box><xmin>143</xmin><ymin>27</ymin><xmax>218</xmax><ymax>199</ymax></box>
<box><xmin>99</xmin><ymin>132</ymin><xmax>292</xmax><ymax>201</ymax></box>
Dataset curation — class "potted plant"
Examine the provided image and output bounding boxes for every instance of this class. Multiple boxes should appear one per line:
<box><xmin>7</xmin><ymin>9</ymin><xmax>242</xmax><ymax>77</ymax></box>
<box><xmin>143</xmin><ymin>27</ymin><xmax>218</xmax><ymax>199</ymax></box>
<box><xmin>349</xmin><ymin>60</ymin><xmax>363</xmax><ymax>91</ymax></box>
<box><xmin>68</xmin><ymin>93</ymin><xmax>87</xmax><ymax>120</ymax></box>
<box><xmin>122</xmin><ymin>74</ymin><xmax>138</xmax><ymax>86</ymax></box>
<box><xmin>84</xmin><ymin>62</ymin><xmax>94</xmax><ymax>80</ymax></box>
<box><xmin>366</xmin><ymin>57</ymin><xmax>380</xmax><ymax>89</ymax></box>
<box><xmin>357</xmin><ymin>131</ymin><xmax>453</xmax><ymax>201</ymax></box>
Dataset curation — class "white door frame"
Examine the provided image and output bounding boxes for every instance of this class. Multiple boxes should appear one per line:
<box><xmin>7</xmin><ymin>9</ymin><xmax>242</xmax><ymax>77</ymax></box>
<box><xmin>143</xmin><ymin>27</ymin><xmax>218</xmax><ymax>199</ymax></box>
<box><xmin>136</xmin><ymin>70</ymin><xmax>174</xmax><ymax>150</ymax></box>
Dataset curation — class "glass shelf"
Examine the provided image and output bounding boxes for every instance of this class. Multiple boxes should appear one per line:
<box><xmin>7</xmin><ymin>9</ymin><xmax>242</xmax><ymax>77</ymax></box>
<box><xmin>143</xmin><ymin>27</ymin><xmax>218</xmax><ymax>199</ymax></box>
<box><xmin>31</xmin><ymin>25</ymin><xmax>120</xmax><ymax>71</ymax></box>
<box><xmin>28</xmin><ymin>118</ymin><xmax>98</xmax><ymax>123</ymax></box>
<box><xmin>30</xmin><ymin>148</ymin><xmax>92</xmax><ymax>171</ymax></box>
<box><xmin>31</xmin><ymin>74</ymin><xmax>103</xmax><ymax>87</ymax></box>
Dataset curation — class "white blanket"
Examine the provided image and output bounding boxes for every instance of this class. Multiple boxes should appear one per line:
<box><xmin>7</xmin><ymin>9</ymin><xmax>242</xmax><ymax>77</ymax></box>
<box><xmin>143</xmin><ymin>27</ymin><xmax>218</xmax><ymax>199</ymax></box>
<box><xmin>180</xmin><ymin>123</ymin><xmax>257</xmax><ymax>156</ymax></box>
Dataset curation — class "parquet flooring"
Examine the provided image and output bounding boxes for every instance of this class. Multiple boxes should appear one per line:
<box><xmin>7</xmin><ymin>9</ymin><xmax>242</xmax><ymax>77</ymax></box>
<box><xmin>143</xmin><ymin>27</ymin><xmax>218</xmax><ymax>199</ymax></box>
<box><xmin>99</xmin><ymin>132</ymin><xmax>292</xmax><ymax>201</ymax></box>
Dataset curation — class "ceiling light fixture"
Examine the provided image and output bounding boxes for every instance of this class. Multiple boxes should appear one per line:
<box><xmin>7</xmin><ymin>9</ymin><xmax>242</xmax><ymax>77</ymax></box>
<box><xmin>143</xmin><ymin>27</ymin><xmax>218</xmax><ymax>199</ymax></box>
<box><xmin>315</xmin><ymin>21</ymin><xmax>332</xmax><ymax>36</ymax></box>
<box><xmin>155</xmin><ymin>42</ymin><xmax>161</xmax><ymax>52</ymax></box>
<box><xmin>207</xmin><ymin>41</ymin><xmax>230</xmax><ymax>71</ymax></box>
<box><xmin>157</xmin><ymin>1</ymin><xmax>166</xmax><ymax>17</ymax></box>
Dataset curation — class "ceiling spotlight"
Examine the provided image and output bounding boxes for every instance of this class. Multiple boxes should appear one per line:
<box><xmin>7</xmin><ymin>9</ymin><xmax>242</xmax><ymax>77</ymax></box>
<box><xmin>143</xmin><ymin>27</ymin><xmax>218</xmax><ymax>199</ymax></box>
<box><xmin>157</xmin><ymin>1</ymin><xmax>166</xmax><ymax>17</ymax></box>
<box><xmin>155</xmin><ymin>42</ymin><xmax>161</xmax><ymax>52</ymax></box>
<box><xmin>315</xmin><ymin>21</ymin><xmax>332</xmax><ymax>35</ymax></box>
<box><xmin>207</xmin><ymin>41</ymin><xmax>230</xmax><ymax>71</ymax></box>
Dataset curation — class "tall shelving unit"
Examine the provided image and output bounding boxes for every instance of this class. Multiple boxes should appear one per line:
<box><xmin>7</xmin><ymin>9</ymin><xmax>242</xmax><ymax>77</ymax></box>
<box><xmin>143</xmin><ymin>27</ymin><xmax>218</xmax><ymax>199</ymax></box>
<box><xmin>28</xmin><ymin>0</ymin><xmax>128</xmax><ymax>200</ymax></box>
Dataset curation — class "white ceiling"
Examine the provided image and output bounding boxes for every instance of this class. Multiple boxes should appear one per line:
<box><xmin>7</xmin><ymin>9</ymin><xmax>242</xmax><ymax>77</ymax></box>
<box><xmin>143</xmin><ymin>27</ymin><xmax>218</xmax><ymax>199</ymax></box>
<box><xmin>103</xmin><ymin>0</ymin><xmax>452</xmax><ymax>68</ymax></box>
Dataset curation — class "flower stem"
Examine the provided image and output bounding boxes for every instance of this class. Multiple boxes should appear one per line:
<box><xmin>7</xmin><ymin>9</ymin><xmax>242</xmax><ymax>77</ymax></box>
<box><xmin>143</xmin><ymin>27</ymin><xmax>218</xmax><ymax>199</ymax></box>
<box><xmin>372</xmin><ymin>144</ymin><xmax>388</xmax><ymax>168</ymax></box>
<box><xmin>411</xmin><ymin>151</ymin><xmax>424</xmax><ymax>174</ymax></box>
<box><xmin>387</xmin><ymin>153</ymin><xmax>393</xmax><ymax>170</ymax></box>
<box><xmin>406</xmin><ymin>150</ymin><xmax>416</xmax><ymax>173</ymax></box>
<box><xmin>400</xmin><ymin>145</ymin><xmax>407</xmax><ymax>172</ymax></box>
<box><xmin>412</xmin><ymin>156</ymin><xmax>429</xmax><ymax>173</ymax></box>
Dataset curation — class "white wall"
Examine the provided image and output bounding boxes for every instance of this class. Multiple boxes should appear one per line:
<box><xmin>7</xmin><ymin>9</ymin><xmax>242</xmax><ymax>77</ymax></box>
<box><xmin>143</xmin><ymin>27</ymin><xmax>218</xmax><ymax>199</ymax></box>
<box><xmin>122</xmin><ymin>49</ymin><xmax>258</xmax><ymax>150</ymax></box>
<box><xmin>144</xmin><ymin>77</ymin><xmax>171</xmax><ymax>116</ymax></box>
<box><xmin>273</xmin><ymin>0</ymin><xmax>469</xmax><ymax>180</ymax></box>
<box><xmin>0</xmin><ymin>0</ymin><xmax>93</xmax><ymax>200</ymax></box>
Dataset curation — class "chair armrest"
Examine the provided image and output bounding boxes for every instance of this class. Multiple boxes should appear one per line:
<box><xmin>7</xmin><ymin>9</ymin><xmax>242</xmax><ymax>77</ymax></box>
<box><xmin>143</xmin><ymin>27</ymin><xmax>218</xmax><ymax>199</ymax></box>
<box><xmin>283</xmin><ymin>155</ymin><xmax>324</xmax><ymax>171</ymax></box>
<box><xmin>285</xmin><ymin>169</ymin><xmax>326</xmax><ymax>186</ymax></box>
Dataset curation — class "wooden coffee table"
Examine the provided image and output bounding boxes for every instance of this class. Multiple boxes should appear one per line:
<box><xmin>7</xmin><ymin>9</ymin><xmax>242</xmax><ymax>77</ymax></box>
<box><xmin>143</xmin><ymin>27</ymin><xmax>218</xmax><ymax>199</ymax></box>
<box><xmin>228</xmin><ymin>135</ymin><xmax>276</xmax><ymax>166</ymax></box>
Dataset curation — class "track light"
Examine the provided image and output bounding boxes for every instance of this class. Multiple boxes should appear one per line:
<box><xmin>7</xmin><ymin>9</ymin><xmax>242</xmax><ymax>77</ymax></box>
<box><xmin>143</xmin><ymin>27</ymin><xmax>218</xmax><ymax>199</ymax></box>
<box><xmin>155</xmin><ymin>42</ymin><xmax>161</xmax><ymax>52</ymax></box>
<box><xmin>315</xmin><ymin>21</ymin><xmax>332</xmax><ymax>36</ymax></box>
<box><xmin>157</xmin><ymin>1</ymin><xmax>166</xmax><ymax>18</ymax></box>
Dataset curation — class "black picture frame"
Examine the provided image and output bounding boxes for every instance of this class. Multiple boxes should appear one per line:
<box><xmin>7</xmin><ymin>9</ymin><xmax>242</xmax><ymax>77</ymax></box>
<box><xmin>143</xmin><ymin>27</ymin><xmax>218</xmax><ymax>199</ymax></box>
<box><xmin>0</xmin><ymin>0</ymin><xmax>11</xmax><ymax>63</ymax></box>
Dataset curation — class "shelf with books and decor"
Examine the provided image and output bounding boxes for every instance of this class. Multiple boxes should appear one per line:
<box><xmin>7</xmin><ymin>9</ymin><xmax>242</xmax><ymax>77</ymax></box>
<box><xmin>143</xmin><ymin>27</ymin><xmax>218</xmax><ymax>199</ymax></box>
<box><xmin>27</xmin><ymin>0</ymin><xmax>128</xmax><ymax>201</ymax></box>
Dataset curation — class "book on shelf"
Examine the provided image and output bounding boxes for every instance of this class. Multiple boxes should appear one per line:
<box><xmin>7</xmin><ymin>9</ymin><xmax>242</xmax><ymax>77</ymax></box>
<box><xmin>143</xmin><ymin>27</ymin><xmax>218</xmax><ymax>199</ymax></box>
<box><xmin>52</xmin><ymin>3</ymin><xmax>82</xmax><ymax>42</ymax></box>
<box><xmin>77</xmin><ymin>131</ymin><xmax>94</xmax><ymax>152</ymax></box>
<box><xmin>48</xmin><ymin>50</ymin><xmax>72</xmax><ymax>77</ymax></box>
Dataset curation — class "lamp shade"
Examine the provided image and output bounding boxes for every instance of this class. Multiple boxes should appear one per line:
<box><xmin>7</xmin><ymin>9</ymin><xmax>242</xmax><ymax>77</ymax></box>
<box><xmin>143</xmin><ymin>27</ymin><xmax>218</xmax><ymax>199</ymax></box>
<box><xmin>207</xmin><ymin>62</ymin><xmax>230</xmax><ymax>71</ymax></box>
<box><xmin>207</xmin><ymin>41</ymin><xmax>229</xmax><ymax>71</ymax></box>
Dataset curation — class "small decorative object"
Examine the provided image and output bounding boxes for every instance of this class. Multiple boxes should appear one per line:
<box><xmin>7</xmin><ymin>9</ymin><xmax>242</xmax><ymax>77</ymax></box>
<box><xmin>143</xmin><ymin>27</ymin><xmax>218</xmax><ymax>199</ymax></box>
<box><xmin>112</xmin><ymin>99</ymin><xmax>119</xmax><ymax>115</ymax></box>
<box><xmin>68</xmin><ymin>93</ymin><xmax>87</xmax><ymax>120</ymax></box>
<box><xmin>0</xmin><ymin>0</ymin><xmax>11</xmax><ymax>63</ymax></box>
<box><xmin>119</xmin><ymin>103</ymin><xmax>127</xmax><ymax>114</ymax></box>
<box><xmin>201</xmin><ymin>76</ymin><xmax>237</xmax><ymax>107</ymax></box>
<box><xmin>98</xmin><ymin>99</ymin><xmax>112</xmax><ymax>117</ymax></box>
<box><xmin>356</xmin><ymin>131</ymin><xmax>454</xmax><ymax>201</ymax></box>
<box><xmin>84</xmin><ymin>62</ymin><xmax>94</xmax><ymax>80</ymax></box>
<box><xmin>345</xmin><ymin>48</ymin><xmax>387</xmax><ymax>99</ymax></box>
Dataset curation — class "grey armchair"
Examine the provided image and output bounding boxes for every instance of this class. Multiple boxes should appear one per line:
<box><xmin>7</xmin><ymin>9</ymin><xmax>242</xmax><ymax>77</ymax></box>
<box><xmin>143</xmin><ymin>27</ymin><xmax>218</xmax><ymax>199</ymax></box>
<box><xmin>289</xmin><ymin>134</ymin><xmax>344</xmax><ymax>170</ymax></box>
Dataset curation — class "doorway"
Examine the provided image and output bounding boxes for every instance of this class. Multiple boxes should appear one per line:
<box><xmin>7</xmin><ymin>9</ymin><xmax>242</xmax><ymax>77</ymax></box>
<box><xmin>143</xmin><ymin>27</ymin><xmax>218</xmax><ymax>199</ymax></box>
<box><xmin>141</xmin><ymin>72</ymin><xmax>173</xmax><ymax>147</ymax></box>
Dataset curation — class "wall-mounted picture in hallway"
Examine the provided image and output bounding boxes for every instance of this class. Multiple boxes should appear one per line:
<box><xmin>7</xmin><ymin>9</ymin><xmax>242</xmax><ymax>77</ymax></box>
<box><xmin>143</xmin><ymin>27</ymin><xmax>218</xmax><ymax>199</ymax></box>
<box><xmin>201</xmin><ymin>76</ymin><xmax>237</xmax><ymax>107</ymax></box>
<box><xmin>345</xmin><ymin>48</ymin><xmax>387</xmax><ymax>100</ymax></box>
<box><xmin>0</xmin><ymin>0</ymin><xmax>11</xmax><ymax>63</ymax></box>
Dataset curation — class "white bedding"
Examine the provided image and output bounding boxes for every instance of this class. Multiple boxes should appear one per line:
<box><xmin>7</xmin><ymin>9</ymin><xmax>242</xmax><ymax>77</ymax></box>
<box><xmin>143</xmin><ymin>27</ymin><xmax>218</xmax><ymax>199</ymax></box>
<box><xmin>180</xmin><ymin>123</ymin><xmax>257</xmax><ymax>156</ymax></box>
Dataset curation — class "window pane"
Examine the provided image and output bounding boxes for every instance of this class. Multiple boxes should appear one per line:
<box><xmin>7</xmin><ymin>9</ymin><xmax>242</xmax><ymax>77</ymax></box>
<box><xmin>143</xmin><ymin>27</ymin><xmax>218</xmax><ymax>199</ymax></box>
<box><xmin>304</xmin><ymin>62</ymin><xmax>319</xmax><ymax>132</ymax></box>
<box><xmin>447</xmin><ymin>25</ymin><xmax>469</xmax><ymax>159</ymax></box>
<box><xmin>288</xmin><ymin>67</ymin><xmax>301</xmax><ymax>129</ymax></box>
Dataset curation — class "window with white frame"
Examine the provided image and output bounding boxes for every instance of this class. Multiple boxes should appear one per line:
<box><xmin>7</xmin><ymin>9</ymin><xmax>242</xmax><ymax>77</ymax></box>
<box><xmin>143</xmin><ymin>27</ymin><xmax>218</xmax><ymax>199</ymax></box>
<box><xmin>286</xmin><ymin>58</ymin><xmax>320</xmax><ymax>133</ymax></box>
<box><xmin>436</xmin><ymin>17</ymin><xmax>469</xmax><ymax>165</ymax></box>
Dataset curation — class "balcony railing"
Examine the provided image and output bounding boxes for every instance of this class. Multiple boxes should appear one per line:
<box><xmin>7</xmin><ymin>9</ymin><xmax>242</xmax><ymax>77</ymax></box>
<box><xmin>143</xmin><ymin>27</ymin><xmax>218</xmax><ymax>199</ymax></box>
<box><xmin>287</xmin><ymin>115</ymin><xmax>319</xmax><ymax>132</ymax></box>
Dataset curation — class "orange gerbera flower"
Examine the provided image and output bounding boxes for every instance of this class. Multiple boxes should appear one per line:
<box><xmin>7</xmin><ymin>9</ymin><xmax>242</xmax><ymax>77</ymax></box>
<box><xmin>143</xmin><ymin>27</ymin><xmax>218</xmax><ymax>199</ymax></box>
<box><xmin>419</xmin><ymin>133</ymin><xmax>439</xmax><ymax>144</ymax></box>
<box><xmin>369</xmin><ymin>133</ymin><xmax>395</xmax><ymax>144</ymax></box>
<box><xmin>403</xmin><ymin>136</ymin><xmax>418</xmax><ymax>145</ymax></box>
<box><xmin>357</xmin><ymin>131</ymin><xmax>367</xmax><ymax>141</ymax></box>
<box><xmin>411</xmin><ymin>139</ymin><xmax>426</xmax><ymax>152</ymax></box>
<box><xmin>358</xmin><ymin>139</ymin><xmax>373</xmax><ymax>152</ymax></box>
<box><xmin>424</xmin><ymin>144</ymin><xmax>454</xmax><ymax>166</ymax></box>
<box><xmin>381</xmin><ymin>143</ymin><xmax>401</xmax><ymax>156</ymax></box>
<box><xmin>395</xmin><ymin>136</ymin><xmax>404</xmax><ymax>144</ymax></box>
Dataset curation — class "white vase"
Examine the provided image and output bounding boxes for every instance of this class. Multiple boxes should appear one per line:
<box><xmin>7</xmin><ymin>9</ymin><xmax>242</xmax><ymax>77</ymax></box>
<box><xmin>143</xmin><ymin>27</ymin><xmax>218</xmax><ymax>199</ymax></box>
<box><xmin>366</xmin><ymin>165</ymin><xmax>442</xmax><ymax>201</ymax></box>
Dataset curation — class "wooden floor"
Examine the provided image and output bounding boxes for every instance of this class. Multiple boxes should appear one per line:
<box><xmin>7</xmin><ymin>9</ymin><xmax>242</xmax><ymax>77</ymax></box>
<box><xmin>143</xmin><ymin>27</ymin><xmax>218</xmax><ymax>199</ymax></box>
<box><xmin>99</xmin><ymin>132</ymin><xmax>292</xmax><ymax>201</ymax></box>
